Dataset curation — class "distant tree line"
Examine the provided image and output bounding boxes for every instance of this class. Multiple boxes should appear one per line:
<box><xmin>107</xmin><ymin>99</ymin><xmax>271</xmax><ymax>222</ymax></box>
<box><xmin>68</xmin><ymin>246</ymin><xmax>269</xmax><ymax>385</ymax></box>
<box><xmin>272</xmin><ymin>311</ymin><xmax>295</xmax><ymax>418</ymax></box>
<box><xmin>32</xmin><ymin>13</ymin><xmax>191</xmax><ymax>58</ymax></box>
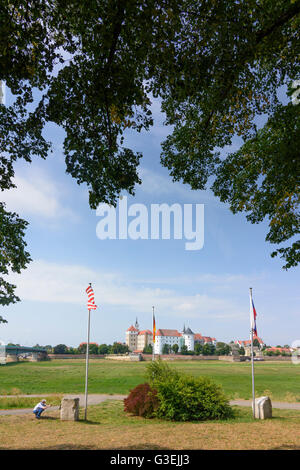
<box><xmin>37</xmin><ymin>342</ymin><xmax>130</xmax><ymax>355</ymax></box>
<box><xmin>7</xmin><ymin>342</ymin><xmax>292</xmax><ymax>357</ymax></box>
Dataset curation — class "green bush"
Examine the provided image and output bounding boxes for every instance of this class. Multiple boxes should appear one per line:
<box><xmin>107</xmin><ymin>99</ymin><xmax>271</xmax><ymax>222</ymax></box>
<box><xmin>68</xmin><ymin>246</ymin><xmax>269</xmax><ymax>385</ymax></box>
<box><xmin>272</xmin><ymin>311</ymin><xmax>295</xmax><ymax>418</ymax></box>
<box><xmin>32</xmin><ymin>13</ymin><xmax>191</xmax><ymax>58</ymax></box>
<box><xmin>146</xmin><ymin>360</ymin><xmax>233</xmax><ymax>422</ymax></box>
<box><xmin>147</xmin><ymin>359</ymin><xmax>180</xmax><ymax>382</ymax></box>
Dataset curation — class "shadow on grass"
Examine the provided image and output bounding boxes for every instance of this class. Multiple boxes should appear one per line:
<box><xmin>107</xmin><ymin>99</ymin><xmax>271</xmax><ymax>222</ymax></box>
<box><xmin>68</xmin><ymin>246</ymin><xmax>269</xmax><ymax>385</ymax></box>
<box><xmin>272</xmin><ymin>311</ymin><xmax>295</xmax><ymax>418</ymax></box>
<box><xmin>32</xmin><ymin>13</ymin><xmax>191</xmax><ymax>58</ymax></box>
<box><xmin>37</xmin><ymin>416</ymin><xmax>58</xmax><ymax>421</ymax></box>
<box><xmin>78</xmin><ymin>419</ymin><xmax>102</xmax><ymax>425</ymax></box>
<box><xmin>33</xmin><ymin>444</ymin><xmax>99</xmax><ymax>450</ymax></box>
<box><xmin>272</xmin><ymin>445</ymin><xmax>300</xmax><ymax>450</ymax></box>
<box><xmin>108</xmin><ymin>444</ymin><xmax>173</xmax><ymax>450</ymax></box>
<box><xmin>38</xmin><ymin>443</ymin><xmax>172</xmax><ymax>450</ymax></box>
<box><xmin>41</xmin><ymin>416</ymin><xmax>103</xmax><ymax>425</ymax></box>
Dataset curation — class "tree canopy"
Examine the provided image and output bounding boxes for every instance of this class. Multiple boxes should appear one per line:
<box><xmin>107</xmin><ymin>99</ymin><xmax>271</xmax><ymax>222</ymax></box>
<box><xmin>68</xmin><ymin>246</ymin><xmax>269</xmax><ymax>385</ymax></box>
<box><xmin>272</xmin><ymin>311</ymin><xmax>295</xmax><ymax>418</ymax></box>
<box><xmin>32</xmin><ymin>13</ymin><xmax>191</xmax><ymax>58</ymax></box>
<box><xmin>53</xmin><ymin>343</ymin><xmax>68</xmax><ymax>354</ymax></box>
<box><xmin>1</xmin><ymin>0</ymin><xmax>299</xmax><ymax>309</ymax></box>
<box><xmin>0</xmin><ymin>202</ymin><xmax>31</xmax><ymax>313</ymax></box>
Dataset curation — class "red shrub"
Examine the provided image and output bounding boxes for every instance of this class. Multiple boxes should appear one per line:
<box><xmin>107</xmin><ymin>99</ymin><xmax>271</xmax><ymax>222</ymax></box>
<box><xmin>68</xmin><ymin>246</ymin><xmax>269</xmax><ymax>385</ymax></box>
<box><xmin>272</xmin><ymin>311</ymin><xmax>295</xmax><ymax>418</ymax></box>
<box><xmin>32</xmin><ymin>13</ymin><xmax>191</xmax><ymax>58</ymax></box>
<box><xmin>124</xmin><ymin>383</ymin><xmax>159</xmax><ymax>418</ymax></box>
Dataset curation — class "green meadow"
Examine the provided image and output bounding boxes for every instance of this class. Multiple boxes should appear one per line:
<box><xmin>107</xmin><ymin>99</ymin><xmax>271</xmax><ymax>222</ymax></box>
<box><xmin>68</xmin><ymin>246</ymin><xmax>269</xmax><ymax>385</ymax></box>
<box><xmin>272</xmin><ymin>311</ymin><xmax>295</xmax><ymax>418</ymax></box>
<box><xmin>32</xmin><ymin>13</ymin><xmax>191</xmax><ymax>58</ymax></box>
<box><xmin>0</xmin><ymin>359</ymin><xmax>299</xmax><ymax>402</ymax></box>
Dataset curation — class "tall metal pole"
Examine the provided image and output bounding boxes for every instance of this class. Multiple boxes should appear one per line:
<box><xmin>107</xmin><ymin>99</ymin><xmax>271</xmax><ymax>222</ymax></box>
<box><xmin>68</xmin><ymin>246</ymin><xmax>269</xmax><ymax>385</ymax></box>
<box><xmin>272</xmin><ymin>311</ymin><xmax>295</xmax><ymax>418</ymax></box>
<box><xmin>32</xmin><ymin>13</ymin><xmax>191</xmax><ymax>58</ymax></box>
<box><xmin>152</xmin><ymin>306</ymin><xmax>155</xmax><ymax>361</ymax></box>
<box><xmin>250</xmin><ymin>287</ymin><xmax>255</xmax><ymax>418</ymax></box>
<box><xmin>84</xmin><ymin>307</ymin><xmax>91</xmax><ymax>420</ymax></box>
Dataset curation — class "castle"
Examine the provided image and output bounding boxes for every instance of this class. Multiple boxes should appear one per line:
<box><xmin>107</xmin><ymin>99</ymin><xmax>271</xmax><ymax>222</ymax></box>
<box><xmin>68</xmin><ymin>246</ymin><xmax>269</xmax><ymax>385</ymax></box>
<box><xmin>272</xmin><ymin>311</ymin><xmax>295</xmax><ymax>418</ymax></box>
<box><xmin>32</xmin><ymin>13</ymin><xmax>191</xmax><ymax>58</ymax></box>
<box><xmin>126</xmin><ymin>318</ymin><xmax>217</xmax><ymax>354</ymax></box>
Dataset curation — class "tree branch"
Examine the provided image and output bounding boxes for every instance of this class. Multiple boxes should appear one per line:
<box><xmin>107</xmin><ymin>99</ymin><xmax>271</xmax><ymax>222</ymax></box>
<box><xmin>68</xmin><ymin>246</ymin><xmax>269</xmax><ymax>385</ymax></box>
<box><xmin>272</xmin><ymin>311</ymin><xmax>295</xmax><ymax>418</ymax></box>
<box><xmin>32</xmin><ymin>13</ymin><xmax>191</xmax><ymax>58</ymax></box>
<box><xmin>105</xmin><ymin>0</ymin><xmax>125</xmax><ymax>73</ymax></box>
<box><xmin>203</xmin><ymin>2</ymin><xmax>300</xmax><ymax>129</ymax></box>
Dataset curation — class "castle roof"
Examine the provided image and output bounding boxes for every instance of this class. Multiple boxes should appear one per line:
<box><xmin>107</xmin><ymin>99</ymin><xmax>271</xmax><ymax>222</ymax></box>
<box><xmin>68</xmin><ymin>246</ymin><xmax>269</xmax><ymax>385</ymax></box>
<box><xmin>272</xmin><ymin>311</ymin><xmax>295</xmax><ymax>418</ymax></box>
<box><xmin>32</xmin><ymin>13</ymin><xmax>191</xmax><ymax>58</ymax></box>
<box><xmin>156</xmin><ymin>329</ymin><xmax>182</xmax><ymax>337</ymax></box>
<box><xmin>138</xmin><ymin>330</ymin><xmax>152</xmax><ymax>335</ymax></box>
<box><xmin>194</xmin><ymin>334</ymin><xmax>202</xmax><ymax>339</ymax></box>
<box><xmin>184</xmin><ymin>327</ymin><xmax>194</xmax><ymax>335</ymax></box>
<box><xmin>126</xmin><ymin>325</ymin><xmax>139</xmax><ymax>332</ymax></box>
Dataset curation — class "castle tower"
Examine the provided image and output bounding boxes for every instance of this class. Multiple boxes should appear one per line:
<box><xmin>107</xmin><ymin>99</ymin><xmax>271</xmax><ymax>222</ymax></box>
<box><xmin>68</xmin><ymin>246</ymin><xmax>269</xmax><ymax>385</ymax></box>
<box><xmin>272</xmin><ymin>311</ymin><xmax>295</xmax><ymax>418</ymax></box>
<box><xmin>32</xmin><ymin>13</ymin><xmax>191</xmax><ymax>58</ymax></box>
<box><xmin>182</xmin><ymin>327</ymin><xmax>195</xmax><ymax>351</ymax></box>
<box><xmin>126</xmin><ymin>325</ymin><xmax>139</xmax><ymax>352</ymax></box>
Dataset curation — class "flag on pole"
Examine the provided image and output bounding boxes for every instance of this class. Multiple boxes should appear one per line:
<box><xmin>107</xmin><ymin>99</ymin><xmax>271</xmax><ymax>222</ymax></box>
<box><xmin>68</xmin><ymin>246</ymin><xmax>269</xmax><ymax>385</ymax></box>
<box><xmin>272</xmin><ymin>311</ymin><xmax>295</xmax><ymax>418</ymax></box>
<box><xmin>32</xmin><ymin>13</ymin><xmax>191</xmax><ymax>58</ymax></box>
<box><xmin>153</xmin><ymin>312</ymin><xmax>156</xmax><ymax>343</ymax></box>
<box><xmin>250</xmin><ymin>291</ymin><xmax>258</xmax><ymax>336</ymax></box>
<box><xmin>86</xmin><ymin>285</ymin><xmax>97</xmax><ymax>310</ymax></box>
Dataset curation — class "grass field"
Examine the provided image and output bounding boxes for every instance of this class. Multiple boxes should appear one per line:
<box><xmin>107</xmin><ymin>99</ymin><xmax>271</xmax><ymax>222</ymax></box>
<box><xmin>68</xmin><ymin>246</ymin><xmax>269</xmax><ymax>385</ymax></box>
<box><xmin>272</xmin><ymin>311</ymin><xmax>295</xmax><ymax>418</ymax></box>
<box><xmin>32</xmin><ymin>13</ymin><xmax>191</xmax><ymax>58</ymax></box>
<box><xmin>0</xmin><ymin>395</ymin><xmax>62</xmax><ymax>409</ymax></box>
<box><xmin>0</xmin><ymin>359</ymin><xmax>300</xmax><ymax>402</ymax></box>
<box><xmin>0</xmin><ymin>400</ymin><xmax>300</xmax><ymax>450</ymax></box>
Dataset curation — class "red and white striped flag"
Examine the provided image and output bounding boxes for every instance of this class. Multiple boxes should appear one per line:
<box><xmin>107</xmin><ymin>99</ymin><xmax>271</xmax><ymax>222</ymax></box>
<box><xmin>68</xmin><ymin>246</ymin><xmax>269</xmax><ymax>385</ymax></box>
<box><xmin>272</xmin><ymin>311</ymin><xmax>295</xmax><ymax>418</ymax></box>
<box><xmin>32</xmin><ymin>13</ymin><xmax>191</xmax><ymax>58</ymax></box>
<box><xmin>86</xmin><ymin>285</ymin><xmax>97</xmax><ymax>310</ymax></box>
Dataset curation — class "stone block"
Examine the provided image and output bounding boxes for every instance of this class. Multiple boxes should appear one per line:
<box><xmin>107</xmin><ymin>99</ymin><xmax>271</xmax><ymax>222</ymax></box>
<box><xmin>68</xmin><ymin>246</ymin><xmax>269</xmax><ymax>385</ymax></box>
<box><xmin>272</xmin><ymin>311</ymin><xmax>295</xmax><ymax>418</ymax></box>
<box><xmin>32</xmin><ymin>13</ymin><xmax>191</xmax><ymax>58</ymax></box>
<box><xmin>6</xmin><ymin>354</ymin><xmax>19</xmax><ymax>363</ymax></box>
<box><xmin>253</xmin><ymin>396</ymin><xmax>272</xmax><ymax>419</ymax></box>
<box><xmin>29</xmin><ymin>353</ymin><xmax>41</xmax><ymax>361</ymax></box>
<box><xmin>60</xmin><ymin>398</ymin><xmax>79</xmax><ymax>421</ymax></box>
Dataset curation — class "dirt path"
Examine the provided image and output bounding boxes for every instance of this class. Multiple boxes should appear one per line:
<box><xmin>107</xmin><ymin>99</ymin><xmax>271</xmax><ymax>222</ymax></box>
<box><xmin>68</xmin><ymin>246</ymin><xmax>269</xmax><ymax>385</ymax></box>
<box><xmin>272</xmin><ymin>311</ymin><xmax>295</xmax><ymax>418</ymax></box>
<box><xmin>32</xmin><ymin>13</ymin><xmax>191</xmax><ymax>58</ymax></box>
<box><xmin>0</xmin><ymin>394</ymin><xmax>127</xmax><ymax>416</ymax></box>
<box><xmin>230</xmin><ymin>399</ymin><xmax>300</xmax><ymax>410</ymax></box>
<box><xmin>0</xmin><ymin>394</ymin><xmax>299</xmax><ymax>416</ymax></box>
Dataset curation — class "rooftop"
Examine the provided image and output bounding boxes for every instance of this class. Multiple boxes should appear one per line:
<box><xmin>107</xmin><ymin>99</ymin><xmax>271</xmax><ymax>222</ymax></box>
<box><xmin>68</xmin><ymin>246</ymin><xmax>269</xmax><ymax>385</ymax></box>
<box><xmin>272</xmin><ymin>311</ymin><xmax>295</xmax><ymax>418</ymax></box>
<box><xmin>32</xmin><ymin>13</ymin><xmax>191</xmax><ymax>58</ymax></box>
<box><xmin>194</xmin><ymin>333</ymin><xmax>202</xmax><ymax>339</ymax></box>
<box><xmin>184</xmin><ymin>327</ymin><xmax>194</xmax><ymax>335</ymax></box>
<box><xmin>235</xmin><ymin>336</ymin><xmax>264</xmax><ymax>346</ymax></box>
<box><xmin>156</xmin><ymin>329</ymin><xmax>182</xmax><ymax>337</ymax></box>
<box><xmin>126</xmin><ymin>325</ymin><xmax>139</xmax><ymax>332</ymax></box>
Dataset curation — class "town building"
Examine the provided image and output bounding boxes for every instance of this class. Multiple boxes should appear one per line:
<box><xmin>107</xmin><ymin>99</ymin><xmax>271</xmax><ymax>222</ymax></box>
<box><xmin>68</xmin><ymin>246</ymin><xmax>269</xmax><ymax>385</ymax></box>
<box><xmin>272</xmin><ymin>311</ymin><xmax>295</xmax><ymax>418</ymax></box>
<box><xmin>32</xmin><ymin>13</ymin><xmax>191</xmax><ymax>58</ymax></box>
<box><xmin>234</xmin><ymin>336</ymin><xmax>265</xmax><ymax>357</ymax></box>
<box><xmin>264</xmin><ymin>347</ymin><xmax>292</xmax><ymax>355</ymax></box>
<box><xmin>235</xmin><ymin>336</ymin><xmax>265</xmax><ymax>350</ymax></box>
<box><xmin>194</xmin><ymin>333</ymin><xmax>217</xmax><ymax>346</ymax></box>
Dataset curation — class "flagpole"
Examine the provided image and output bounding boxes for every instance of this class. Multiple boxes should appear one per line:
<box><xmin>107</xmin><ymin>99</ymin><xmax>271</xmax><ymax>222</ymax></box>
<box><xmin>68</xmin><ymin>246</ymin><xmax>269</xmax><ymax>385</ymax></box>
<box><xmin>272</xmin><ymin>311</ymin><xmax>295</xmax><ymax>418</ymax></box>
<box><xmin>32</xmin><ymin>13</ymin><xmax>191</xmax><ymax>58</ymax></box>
<box><xmin>152</xmin><ymin>306</ymin><xmax>155</xmax><ymax>361</ymax></box>
<box><xmin>250</xmin><ymin>287</ymin><xmax>255</xmax><ymax>418</ymax></box>
<box><xmin>84</xmin><ymin>285</ymin><xmax>92</xmax><ymax>421</ymax></box>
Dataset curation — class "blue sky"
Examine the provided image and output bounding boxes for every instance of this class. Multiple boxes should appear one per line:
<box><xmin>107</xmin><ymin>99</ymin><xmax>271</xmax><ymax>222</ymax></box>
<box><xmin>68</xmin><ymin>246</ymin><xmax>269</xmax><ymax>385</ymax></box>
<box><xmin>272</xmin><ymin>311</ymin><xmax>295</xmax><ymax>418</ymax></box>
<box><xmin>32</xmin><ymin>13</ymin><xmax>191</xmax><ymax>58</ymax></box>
<box><xmin>1</xmin><ymin>88</ymin><xmax>299</xmax><ymax>348</ymax></box>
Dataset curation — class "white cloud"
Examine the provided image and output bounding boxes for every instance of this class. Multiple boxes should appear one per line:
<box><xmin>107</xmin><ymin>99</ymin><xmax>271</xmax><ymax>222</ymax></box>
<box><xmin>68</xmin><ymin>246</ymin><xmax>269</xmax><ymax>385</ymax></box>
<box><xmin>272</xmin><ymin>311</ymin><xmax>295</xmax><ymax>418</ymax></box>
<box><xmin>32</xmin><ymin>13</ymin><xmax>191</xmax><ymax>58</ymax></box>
<box><xmin>8</xmin><ymin>259</ymin><xmax>245</xmax><ymax>321</ymax></box>
<box><xmin>2</xmin><ymin>168</ymin><xmax>79</xmax><ymax>221</ymax></box>
<box><xmin>137</xmin><ymin>167</ymin><xmax>217</xmax><ymax>204</ymax></box>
